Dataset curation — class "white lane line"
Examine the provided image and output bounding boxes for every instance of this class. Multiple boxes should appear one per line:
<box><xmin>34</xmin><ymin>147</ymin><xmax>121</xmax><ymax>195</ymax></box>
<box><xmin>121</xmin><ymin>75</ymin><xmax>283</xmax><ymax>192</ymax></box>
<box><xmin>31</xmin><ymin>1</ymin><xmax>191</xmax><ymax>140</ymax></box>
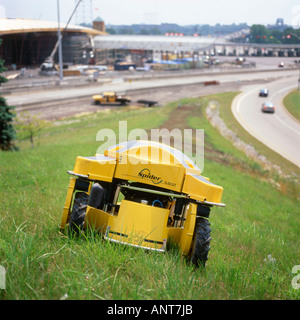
<box><xmin>269</xmin><ymin>85</ymin><xmax>300</xmax><ymax>135</ymax></box>
<box><xmin>274</xmin><ymin>113</ymin><xmax>300</xmax><ymax>136</ymax></box>
<box><xmin>232</xmin><ymin>84</ymin><xmax>300</xmax><ymax>168</ymax></box>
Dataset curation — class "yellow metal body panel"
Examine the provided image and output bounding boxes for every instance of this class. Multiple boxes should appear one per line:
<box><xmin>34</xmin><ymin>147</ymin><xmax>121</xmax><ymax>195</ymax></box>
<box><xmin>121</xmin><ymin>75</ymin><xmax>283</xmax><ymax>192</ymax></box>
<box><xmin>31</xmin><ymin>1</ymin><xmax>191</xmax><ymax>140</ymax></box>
<box><xmin>167</xmin><ymin>227</ymin><xmax>182</xmax><ymax>244</ymax></box>
<box><xmin>178</xmin><ymin>203</ymin><xmax>197</xmax><ymax>255</ymax></box>
<box><xmin>164</xmin><ymin>203</ymin><xmax>197</xmax><ymax>255</ymax></box>
<box><xmin>105</xmin><ymin>142</ymin><xmax>200</xmax><ymax>175</ymax></box>
<box><xmin>67</xmin><ymin>140</ymin><xmax>224</xmax><ymax>203</ymax></box>
<box><xmin>60</xmin><ymin>177</ymin><xmax>76</xmax><ymax>229</ymax></box>
<box><xmin>182</xmin><ymin>173</ymin><xmax>223</xmax><ymax>203</ymax></box>
<box><xmin>104</xmin><ymin>141</ymin><xmax>223</xmax><ymax>203</ymax></box>
<box><xmin>93</xmin><ymin>94</ymin><xmax>103</xmax><ymax>102</ymax></box>
<box><xmin>85</xmin><ymin>206</ymin><xmax>110</xmax><ymax>233</ymax></box>
<box><xmin>114</xmin><ymin>154</ymin><xmax>186</xmax><ymax>192</ymax></box>
<box><xmin>73</xmin><ymin>156</ymin><xmax>116</xmax><ymax>182</ymax></box>
<box><xmin>85</xmin><ymin>200</ymin><xmax>197</xmax><ymax>255</ymax></box>
<box><xmin>86</xmin><ymin>200</ymin><xmax>169</xmax><ymax>250</ymax></box>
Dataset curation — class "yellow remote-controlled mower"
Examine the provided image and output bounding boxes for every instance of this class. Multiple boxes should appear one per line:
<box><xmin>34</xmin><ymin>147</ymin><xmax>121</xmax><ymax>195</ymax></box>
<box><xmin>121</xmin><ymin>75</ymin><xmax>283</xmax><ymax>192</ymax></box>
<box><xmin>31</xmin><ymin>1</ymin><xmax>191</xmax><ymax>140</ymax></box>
<box><xmin>60</xmin><ymin>140</ymin><xmax>225</xmax><ymax>267</ymax></box>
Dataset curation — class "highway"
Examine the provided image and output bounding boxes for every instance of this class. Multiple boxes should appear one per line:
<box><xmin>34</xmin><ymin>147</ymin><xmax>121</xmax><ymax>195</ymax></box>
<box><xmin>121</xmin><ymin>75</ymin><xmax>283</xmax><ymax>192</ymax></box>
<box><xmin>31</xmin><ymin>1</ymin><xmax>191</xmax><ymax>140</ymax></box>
<box><xmin>232</xmin><ymin>76</ymin><xmax>300</xmax><ymax>168</ymax></box>
<box><xmin>4</xmin><ymin>67</ymin><xmax>300</xmax><ymax>167</ymax></box>
<box><xmin>5</xmin><ymin>69</ymin><xmax>299</xmax><ymax>107</ymax></box>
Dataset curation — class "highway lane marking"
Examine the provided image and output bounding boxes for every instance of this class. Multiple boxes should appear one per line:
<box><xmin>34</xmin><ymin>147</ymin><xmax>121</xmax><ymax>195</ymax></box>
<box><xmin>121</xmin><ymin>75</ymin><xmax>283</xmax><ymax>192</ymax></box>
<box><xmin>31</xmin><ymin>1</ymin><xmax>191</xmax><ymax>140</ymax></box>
<box><xmin>270</xmin><ymin>85</ymin><xmax>300</xmax><ymax>135</ymax></box>
<box><xmin>232</xmin><ymin>85</ymin><xmax>300</xmax><ymax>168</ymax></box>
<box><xmin>273</xmin><ymin>114</ymin><xmax>300</xmax><ymax>136</ymax></box>
<box><xmin>235</xmin><ymin>86</ymin><xmax>260</xmax><ymax>114</ymax></box>
<box><xmin>236</xmin><ymin>81</ymin><xmax>300</xmax><ymax>137</ymax></box>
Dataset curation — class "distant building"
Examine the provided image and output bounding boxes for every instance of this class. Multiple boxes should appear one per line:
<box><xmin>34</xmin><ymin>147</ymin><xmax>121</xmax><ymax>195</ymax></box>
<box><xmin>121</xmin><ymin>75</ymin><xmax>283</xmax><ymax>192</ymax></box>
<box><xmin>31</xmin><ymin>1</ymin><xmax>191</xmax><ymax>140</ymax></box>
<box><xmin>267</xmin><ymin>18</ymin><xmax>289</xmax><ymax>31</ymax></box>
<box><xmin>93</xmin><ymin>16</ymin><xmax>105</xmax><ymax>33</ymax></box>
<box><xmin>0</xmin><ymin>18</ymin><xmax>105</xmax><ymax>68</ymax></box>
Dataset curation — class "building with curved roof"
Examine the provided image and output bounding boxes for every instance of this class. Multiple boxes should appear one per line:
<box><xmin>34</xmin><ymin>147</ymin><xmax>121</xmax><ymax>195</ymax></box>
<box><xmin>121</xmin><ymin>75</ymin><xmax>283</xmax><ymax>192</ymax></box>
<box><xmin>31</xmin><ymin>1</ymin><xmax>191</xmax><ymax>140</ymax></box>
<box><xmin>0</xmin><ymin>18</ymin><xmax>105</xmax><ymax>68</ymax></box>
<box><xmin>0</xmin><ymin>18</ymin><xmax>104</xmax><ymax>35</ymax></box>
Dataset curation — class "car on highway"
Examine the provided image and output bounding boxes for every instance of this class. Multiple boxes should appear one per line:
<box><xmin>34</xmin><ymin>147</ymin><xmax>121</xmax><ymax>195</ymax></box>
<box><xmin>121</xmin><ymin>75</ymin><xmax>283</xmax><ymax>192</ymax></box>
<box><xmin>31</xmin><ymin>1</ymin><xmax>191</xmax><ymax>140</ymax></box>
<box><xmin>259</xmin><ymin>88</ymin><xmax>269</xmax><ymax>97</ymax></box>
<box><xmin>261</xmin><ymin>102</ymin><xmax>275</xmax><ymax>113</ymax></box>
<box><xmin>278</xmin><ymin>62</ymin><xmax>284</xmax><ymax>68</ymax></box>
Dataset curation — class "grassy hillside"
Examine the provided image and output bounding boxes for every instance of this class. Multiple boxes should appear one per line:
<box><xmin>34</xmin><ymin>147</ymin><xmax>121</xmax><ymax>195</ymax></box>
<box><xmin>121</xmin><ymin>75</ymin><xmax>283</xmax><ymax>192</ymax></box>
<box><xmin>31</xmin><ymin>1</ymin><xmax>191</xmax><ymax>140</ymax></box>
<box><xmin>0</xmin><ymin>93</ymin><xmax>299</xmax><ymax>300</ymax></box>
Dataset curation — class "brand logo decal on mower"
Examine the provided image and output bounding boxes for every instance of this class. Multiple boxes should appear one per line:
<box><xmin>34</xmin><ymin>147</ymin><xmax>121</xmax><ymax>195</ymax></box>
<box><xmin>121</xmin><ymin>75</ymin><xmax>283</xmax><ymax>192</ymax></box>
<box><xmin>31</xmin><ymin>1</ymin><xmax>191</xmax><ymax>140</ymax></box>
<box><xmin>138</xmin><ymin>169</ymin><xmax>162</xmax><ymax>185</ymax></box>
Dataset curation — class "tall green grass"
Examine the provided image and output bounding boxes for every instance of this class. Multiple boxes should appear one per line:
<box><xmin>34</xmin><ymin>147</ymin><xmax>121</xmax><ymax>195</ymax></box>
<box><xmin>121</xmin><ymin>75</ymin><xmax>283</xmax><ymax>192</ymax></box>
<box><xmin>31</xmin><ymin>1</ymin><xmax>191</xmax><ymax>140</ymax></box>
<box><xmin>0</xmin><ymin>96</ymin><xmax>299</xmax><ymax>300</ymax></box>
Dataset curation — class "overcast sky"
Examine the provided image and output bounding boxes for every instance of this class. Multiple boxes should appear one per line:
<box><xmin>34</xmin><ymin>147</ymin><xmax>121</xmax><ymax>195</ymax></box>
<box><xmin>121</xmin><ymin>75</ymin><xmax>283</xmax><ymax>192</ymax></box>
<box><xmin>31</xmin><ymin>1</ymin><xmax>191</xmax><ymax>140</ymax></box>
<box><xmin>0</xmin><ymin>0</ymin><xmax>299</xmax><ymax>27</ymax></box>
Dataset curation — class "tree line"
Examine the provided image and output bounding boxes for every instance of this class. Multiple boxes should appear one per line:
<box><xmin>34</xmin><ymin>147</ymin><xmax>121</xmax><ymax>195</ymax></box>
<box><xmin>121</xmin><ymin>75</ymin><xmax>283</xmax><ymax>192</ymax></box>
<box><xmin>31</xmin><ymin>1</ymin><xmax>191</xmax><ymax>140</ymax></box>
<box><xmin>238</xmin><ymin>25</ymin><xmax>300</xmax><ymax>44</ymax></box>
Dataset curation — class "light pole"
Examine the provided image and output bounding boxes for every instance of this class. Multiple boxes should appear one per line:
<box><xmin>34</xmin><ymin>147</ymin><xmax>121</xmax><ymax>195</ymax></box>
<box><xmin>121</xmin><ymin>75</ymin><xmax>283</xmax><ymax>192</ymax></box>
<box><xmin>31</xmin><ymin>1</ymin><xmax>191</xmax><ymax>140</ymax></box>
<box><xmin>57</xmin><ymin>0</ymin><xmax>63</xmax><ymax>81</ymax></box>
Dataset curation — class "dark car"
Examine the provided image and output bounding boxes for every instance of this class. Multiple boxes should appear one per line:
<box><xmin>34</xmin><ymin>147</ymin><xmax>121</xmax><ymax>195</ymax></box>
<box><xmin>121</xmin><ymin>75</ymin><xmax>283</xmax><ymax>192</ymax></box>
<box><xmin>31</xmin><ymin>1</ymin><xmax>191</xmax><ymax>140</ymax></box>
<box><xmin>261</xmin><ymin>102</ymin><xmax>275</xmax><ymax>113</ymax></box>
<box><xmin>259</xmin><ymin>88</ymin><xmax>269</xmax><ymax>97</ymax></box>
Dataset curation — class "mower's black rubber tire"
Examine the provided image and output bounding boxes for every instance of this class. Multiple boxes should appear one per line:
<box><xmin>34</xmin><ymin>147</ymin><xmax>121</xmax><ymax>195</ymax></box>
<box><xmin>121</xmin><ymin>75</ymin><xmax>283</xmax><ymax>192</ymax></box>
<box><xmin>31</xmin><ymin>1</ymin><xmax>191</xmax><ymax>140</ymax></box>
<box><xmin>190</xmin><ymin>218</ymin><xmax>211</xmax><ymax>268</ymax></box>
<box><xmin>69</xmin><ymin>192</ymin><xmax>88</xmax><ymax>234</ymax></box>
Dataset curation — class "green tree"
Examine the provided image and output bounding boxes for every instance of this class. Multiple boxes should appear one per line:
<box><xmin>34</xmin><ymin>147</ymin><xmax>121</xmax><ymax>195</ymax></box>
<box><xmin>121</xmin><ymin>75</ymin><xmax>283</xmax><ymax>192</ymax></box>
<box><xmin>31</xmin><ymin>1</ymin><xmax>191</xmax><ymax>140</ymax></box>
<box><xmin>106</xmin><ymin>27</ymin><xmax>116</xmax><ymax>34</ymax></box>
<box><xmin>0</xmin><ymin>39</ymin><xmax>18</xmax><ymax>151</ymax></box>
<box><xmin>249</xmin><ymin>24</ymin><xmax>300</xmax><ymax>44</ymax></box>
<box><xmin>268</xmin><ymin>29</ymin><xmax>282</xmax><ymax>44</ymax></box>
<box><xmin>15</xmin><ymin>112</ymin><xmax>48</xmax><ymax>148</ymax></box>
<box><xmin>250</xmin><ymin>24</ymin><xmax>269</xmax><ymax>43</ymax></box>
<box><xmin>283</xmin><ymin>27</ymin><xmax>300</xmax><ymax>44</ymax></box>
<box><xmin>140</xmin><ymin>28</ymin><xmax>150</xmax><ymax>35</ymax></box>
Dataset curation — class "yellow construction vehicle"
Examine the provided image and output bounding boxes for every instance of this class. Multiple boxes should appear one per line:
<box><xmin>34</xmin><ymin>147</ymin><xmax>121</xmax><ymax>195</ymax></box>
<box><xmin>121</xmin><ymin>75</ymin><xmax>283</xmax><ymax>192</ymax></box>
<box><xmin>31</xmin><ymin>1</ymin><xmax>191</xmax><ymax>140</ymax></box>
<box><xmin>93</xmin><ymin>91</ymin><xmax>131</xmax><ymax>106</ymax></box>
<box><xmin>60</xmin><ymin>140</ymin><xmax>225</xmax><ymax>267</ymax></box>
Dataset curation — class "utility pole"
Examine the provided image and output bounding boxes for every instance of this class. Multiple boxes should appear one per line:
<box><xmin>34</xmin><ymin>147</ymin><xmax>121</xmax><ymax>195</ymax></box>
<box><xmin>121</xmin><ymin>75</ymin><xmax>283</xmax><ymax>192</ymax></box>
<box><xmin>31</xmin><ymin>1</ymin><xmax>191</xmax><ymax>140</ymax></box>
<box><xmin>74</xmin><ymin>0</ymin><xmax>93</xmax><ymax>25</ymax></box>
<box><xmin>57</xmin><ymin>0</ymin><xmax>64</xmax><ymax>81</ymax></box>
